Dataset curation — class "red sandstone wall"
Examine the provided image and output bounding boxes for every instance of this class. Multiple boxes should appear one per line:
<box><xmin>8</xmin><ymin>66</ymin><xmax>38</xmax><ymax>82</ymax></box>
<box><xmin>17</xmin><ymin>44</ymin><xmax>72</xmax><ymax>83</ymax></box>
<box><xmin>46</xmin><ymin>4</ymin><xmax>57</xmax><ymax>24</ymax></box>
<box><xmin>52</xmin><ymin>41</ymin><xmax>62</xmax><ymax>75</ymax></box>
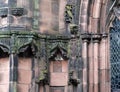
<box><xmin>50</xmin><ymin>61</ymin><xmax>68</xmax><ymax>86</ymax></box>
<box><xmin>0</xmin><ymin>58</ymin><xmax>9</xmax><ymax>92</ymax></box>
<box><xmin>39</xmin><ymin>0</ymin><xmax>66</xmax><ymax>34</ymax></box>
<box><xmin>17</xmin><ymin>58</ymin><xmax>32</xmax><ymax>92</ymax></box>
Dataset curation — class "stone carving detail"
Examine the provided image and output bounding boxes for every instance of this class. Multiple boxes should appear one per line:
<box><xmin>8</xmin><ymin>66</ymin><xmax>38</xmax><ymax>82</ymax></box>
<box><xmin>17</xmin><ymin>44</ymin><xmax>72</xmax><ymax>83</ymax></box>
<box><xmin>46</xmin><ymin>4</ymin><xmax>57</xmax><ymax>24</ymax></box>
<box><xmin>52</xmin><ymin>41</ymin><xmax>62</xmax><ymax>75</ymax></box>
<box><xmin>69</xmin><ymin>70</ymin><xmax>80</xmax><ymax>85</ymax></box>
<box><xmin>49</xmin><ymin>44</ymin><xmax>68</xmax><ymax>61</ymax></box>
<box><xmin>65</xmin><ymin>4</ymin><xmax>74</xmax><ymax>23</ymax></box>
<box><xmin>0</xmin><ymin>31</ymin><xmax>37</xmax><ymax>54</ymax></box>
<box><xmin>114</xmin><ymin>7</ymin><xmax>120</xmax><ymax>20</ymax></box>
<box><xmin>65</xmin><ymin>4</ymin><xmax>78</xmax><ymax>35</ymax></box>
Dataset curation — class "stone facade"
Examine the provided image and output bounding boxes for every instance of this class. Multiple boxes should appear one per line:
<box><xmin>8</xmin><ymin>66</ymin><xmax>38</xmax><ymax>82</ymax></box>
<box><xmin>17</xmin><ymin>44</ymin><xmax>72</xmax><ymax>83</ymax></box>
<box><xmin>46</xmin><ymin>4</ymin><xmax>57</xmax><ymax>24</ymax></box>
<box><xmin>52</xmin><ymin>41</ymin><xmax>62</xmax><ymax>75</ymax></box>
<box><xmin>0</xmin><ymin>0</ymin><xmax>119</xmax><ymax>92</ymax></box>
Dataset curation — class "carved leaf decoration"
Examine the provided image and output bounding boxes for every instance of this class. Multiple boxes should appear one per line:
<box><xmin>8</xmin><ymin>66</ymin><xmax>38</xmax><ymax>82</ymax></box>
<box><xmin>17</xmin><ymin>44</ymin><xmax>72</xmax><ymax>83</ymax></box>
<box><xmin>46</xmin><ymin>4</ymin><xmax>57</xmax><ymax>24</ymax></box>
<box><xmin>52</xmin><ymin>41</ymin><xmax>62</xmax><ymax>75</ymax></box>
<box><xmin>49</xmin><ymin>44</ymin><xmax>68</xmax><ymax>61</ymax></box>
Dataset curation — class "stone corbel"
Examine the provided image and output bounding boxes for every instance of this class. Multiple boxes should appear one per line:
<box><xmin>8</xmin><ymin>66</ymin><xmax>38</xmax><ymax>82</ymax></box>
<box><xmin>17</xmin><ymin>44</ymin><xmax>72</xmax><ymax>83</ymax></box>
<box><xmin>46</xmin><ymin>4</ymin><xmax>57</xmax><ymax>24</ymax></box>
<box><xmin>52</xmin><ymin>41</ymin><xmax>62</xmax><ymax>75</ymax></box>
<box><xmin>68</xmin><ymin>70</ymin><xmax>80</xmax><ymax>86</ymax></box>
<box><xmin>69</xmin><ymin>24</ymin><xmax>78</xmax><ymax>35</ymax></box>
<box><xmin>35</xmin><ymin>69</ymin><xmax>49</xmax><ymax>85</ymax></box>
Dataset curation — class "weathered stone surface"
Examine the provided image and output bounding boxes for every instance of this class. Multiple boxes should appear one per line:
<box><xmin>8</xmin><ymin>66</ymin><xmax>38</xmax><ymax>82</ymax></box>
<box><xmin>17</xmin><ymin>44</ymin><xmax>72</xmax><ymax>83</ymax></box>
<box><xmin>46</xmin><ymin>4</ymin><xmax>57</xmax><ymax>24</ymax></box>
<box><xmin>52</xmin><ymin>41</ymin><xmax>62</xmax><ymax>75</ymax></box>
<box><xmin>18</xmin><ymin>70</ymin><xmax>32</xmax><ymax>84</ymax></box>
<box><xmin>0</xmin><ymin>70</ymin><xmax>9</xmax><ymax>84</ymax></box>
<box><xmin>50</xmin><ymin>73</ymin><xmax>68</xmax><ymax>86</ymax></box>
<box><xmin>17</xmin><ymin>84</ymin><xmax>29</xmax><ymax>92</ymax></box>
<box><xmin>18</xmin><ymin>58</ymin><xmax>32</xmax><ymax>70</ymax></box>
<box><xmin>0</xmin><ymin>84</ymin><xmax>9</xmax><ymax>92</ymax></box>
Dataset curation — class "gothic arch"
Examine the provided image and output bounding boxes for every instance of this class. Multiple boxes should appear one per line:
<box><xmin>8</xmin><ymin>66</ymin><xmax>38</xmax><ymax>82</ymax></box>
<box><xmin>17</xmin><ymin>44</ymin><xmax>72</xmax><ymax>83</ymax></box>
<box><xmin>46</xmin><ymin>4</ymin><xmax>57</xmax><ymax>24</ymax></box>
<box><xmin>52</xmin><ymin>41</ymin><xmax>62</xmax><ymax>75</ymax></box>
<box><xmin>79</xmin><ymin>0</ymin><xmax>117</xmax><ymax>92</ymax></box>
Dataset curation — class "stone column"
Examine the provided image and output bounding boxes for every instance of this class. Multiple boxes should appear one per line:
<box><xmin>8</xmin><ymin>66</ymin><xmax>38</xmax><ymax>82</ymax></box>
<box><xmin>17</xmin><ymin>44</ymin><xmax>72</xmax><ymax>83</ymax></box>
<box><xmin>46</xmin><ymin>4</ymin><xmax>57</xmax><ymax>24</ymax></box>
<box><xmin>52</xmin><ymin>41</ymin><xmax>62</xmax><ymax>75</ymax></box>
<box><xmin>99</xmin><ymin>34</ymin><xmax>110</xmax><ymax>92</ymax></box>
<box><xmin>80</xmin><ymin>0</ymin><xmax>89</xmax><ymax>32</ymax></box>
<box><xmin>88</xmin><ymin>41</ymin><xmax>94</xmax><ymax>92</ymax></box>
<box><xmin>9</xmin><ymin>54</ymin><xmax>18</xmax><ymax>92</ymax></box>
<box><xmin>93</xmin><ymin>34</ymin><xmax>101</xmax><ymax>92</ymax></box>
<box><xmin>82</xmin><ymin>34</ymin><xmax>89</xmax><ymax>92</ymax></box>
<box><xmin>93</xmin><ymin>40</ymin><xmax>99</xmax><ymax>92</ymax></box>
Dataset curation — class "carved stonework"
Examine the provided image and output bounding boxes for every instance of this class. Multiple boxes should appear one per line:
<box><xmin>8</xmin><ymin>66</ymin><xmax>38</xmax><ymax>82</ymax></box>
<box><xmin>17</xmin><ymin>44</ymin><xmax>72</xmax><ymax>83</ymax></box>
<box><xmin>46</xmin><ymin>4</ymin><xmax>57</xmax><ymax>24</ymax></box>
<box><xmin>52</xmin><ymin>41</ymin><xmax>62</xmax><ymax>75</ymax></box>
<box><xmin>46</xmin><ymin>35</ymin><xmax>70</xmax><ymax>60</ymax></box>
<box><xmin>69</xmin><ymin>70</ymin><xmax>80</xmax><ymax>85</ymax></box>
<box><xmin>0</xmin><ymin>31</ymin><xmax>37</xmax><ymax>54</ymax></box>
<box><xmin>49</xmin><ymin>44</ymin><xmax>68</xmax><ymax>61</ymax></box>
<box><xmin>114</xmin><ymin>7</ymin><xmax>120</xmax><ymax>20</ymax></box>
<box><xmin>65</xmin><ymin>4</ymin><xmax>74</xmax><ymax>23</ymax></box>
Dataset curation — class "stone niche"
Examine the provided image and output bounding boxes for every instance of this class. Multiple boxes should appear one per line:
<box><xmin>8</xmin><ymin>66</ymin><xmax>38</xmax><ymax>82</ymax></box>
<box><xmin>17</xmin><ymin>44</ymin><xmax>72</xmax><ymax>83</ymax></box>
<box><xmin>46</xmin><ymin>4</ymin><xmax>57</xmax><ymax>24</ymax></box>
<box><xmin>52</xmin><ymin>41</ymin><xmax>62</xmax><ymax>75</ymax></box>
<box><xmin>17</xmin><ymin>46</ymin><xmax>33</xmax><ymax>92</ymax></box>
<box><xmin>50</xmin><ymin>60</ymin><xmax>68</xmax><ymax>86</ymax></box>
<box><xmin>49</xmin><ymin>43</ymin><xmax>69</xmax><ymax>87</ymax></box>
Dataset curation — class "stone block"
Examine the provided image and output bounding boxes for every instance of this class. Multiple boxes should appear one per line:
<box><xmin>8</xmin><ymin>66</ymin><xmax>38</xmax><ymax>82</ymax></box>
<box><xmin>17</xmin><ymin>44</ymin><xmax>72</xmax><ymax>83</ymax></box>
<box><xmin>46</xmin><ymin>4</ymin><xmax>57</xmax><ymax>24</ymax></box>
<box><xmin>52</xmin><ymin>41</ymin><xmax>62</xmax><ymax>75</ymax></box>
<box><xmin>17</xmin><ymin>84</ymin><xmax>29</xmax><ymax>92</ymax></box>
<box><xmin>0</xmin><ymin>58</ymin><xmax>9</xmax><ymax>70</ymax></box>
<box><xmin>18</xmin><ymin>70</ymin><xmax>32</xmax><ymax>84</ymax></box>
<box><xmin>0</xmin><ymin>84</ymin><xmax>9</xmax><ymax>92</ymax></box>
<box><xmin>50</xmin><ymin>73</ymin><xmax>68</xmax><ymax>86</ymax></box>
<box><xmin>0</xmin><ymin>70</ymin><xmax>9</xmax><ymax>84</ymax></box>
<box><xmin>18</xmin><ymin>58</ymin><xmax>32</xmax><ymax>70</ymax></box>
<box><xmin>62</xmin><ymin>61</ymin><xmax>68</xmax><ymax>72</ymax></box>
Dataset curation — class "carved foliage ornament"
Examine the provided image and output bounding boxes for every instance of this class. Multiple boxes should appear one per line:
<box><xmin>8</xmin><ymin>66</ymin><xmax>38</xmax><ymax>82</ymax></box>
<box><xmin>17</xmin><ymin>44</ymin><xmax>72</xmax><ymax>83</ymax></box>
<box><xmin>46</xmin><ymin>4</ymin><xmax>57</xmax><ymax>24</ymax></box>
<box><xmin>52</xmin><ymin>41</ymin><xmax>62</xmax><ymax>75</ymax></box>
<box><xmin>49</xmin><ymin>44</ymin><xmax>69</xmax><ymax>61</ymax></box>
<box><xmin>0</xmin><ymin>31</ymin><xmax>37</xmax><ymax>54</ymax></box>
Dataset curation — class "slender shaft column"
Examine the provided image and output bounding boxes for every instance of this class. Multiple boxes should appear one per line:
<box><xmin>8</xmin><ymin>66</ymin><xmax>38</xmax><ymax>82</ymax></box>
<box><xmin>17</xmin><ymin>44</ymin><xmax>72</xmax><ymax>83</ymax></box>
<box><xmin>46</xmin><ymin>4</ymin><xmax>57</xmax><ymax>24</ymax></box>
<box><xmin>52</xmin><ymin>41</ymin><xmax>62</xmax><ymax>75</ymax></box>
<box><xmin>99</xmin><ymin>34</ymin><xmax>110</xmax><ymax>92</ymax></box>
<box><xmin>82</xmin><ymin>39</ymin><xmax>88</xmax><ymax>92</ymax></box>
<box><xmin>88</xmin><ymin>42</ymin><xmax>94</xmax><ymax>92</ymax></box>
<box><xmin>93</xmin><ymin>40</ymin><xmax>99</xmax><ymax>92</ymax></box>
<box><xmin>100</xmin><ymin>35</ymin><xmax>106</xmax><ymax>92</ymax></box>
<box><xmin>80</xmin><ymin>0</ymin><xmax>89</xmax><ymax>32</ymax></box>
<box><xmin>9</xmin><ymin>54</ymin><xmax>18</xmax><ymax>92</ymax></box>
